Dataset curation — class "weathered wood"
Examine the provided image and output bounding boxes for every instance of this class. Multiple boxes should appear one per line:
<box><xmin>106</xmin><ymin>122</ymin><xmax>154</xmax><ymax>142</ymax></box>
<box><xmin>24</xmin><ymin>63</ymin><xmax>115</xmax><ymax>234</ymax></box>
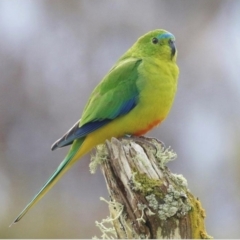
<box><xmin>91</xmin><ymin>137</ymin><xmax>212</xmax><ymax>239</ymax></box>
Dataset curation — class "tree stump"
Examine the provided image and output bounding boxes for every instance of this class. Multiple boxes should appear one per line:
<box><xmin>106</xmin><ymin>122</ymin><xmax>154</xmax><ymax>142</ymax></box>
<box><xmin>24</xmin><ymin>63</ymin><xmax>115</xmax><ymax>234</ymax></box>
<box><xmin>90</xmin><ymin>137</ymin><xmax>212</xmax><ymax>239</ymax></box>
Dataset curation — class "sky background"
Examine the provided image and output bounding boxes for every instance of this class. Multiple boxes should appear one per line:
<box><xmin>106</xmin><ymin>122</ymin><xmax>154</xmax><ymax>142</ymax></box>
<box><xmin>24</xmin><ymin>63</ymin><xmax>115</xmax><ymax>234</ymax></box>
<box><xmin>1</xmin><ymin>0</ymin><xmax>240</xmax><ymax>238</ymax></box>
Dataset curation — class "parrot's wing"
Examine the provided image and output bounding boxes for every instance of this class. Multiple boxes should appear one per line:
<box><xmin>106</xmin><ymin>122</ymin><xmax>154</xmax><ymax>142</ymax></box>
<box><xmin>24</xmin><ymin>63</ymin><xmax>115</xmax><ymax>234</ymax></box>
<box><xmin>51</xmin><ymin>58</ymin><xmax>142</xmax><ymax>150</ymax></box>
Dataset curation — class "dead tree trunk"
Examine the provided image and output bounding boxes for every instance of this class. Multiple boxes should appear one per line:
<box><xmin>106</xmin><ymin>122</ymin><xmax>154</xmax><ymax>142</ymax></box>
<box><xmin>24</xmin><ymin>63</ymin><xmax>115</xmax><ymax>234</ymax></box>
<box><xmin>90</xmin><ymin>137</ymin><xmax>212</xmax><ymax>239</ymax></box>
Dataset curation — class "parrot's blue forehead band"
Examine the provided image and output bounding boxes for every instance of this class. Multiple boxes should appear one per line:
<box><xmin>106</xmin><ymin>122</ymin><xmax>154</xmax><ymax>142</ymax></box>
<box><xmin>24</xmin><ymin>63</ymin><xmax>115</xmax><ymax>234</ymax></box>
<box><xmin>158</xmin><ymin>33</ymin><xmax>175</xmax><ymax>41</ymax></box>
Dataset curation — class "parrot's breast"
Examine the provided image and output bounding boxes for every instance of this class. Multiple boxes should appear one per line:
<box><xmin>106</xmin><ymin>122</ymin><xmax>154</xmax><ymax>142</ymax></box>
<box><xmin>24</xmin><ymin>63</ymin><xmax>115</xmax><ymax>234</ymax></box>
<box><xmin>129</xmin><ymin>58</ymin><xmax>178</xmax><ymax>135</ymax></box>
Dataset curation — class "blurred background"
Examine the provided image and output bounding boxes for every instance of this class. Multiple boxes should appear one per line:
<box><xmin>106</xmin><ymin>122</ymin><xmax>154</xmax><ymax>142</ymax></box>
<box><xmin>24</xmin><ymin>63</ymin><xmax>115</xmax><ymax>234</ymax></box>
<box><xmin>0</xmin><ymin>0</ymin><xmax>240</xmax><ymax>238</ymax></box>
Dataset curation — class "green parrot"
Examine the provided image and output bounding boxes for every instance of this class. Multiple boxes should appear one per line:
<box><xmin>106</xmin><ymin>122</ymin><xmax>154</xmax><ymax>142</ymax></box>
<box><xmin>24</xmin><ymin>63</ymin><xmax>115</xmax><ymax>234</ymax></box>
<box><xmin>11</xmin><ymin>29</ymin><xmax>179</xmax><ymax>225</ymax></box>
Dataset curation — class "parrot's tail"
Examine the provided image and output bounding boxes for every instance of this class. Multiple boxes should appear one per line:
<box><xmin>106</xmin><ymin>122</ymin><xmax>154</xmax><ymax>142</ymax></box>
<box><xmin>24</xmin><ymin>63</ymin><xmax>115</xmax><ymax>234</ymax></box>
<box><xmin>10</xmin><ymin>138</ymin><xmax>85</xmax><ymax>226</ymax></box>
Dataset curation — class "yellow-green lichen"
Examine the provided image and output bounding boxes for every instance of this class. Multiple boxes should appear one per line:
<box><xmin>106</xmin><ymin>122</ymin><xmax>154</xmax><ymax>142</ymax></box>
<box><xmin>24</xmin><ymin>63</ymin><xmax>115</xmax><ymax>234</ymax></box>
<box><xmin>131</xmin><ymin>171</ymin><xmax>163</xmax><ymax>197</ymax></box>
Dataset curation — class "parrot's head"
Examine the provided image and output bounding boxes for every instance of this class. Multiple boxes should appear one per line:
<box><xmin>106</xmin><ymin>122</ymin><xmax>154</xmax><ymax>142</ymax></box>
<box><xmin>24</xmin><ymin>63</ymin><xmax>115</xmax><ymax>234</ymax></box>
<box><xmin>129</xmin><ymin>29</ymin><xmax>177</xmax><ymax>62</ymax></box>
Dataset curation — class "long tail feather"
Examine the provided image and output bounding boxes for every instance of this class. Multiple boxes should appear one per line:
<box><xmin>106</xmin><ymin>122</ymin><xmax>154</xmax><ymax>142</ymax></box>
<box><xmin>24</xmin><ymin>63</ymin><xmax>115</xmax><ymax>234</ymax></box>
<box><xmin>10</xmin><ymin>138</ymin><xmax>85</xmax><ymax>226</ymax></box>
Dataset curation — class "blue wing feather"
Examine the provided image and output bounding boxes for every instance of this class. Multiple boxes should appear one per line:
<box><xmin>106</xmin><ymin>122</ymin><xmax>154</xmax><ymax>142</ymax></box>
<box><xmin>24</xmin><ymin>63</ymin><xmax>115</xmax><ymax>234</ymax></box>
<box><xmin>75</xmin><ymin>120</ymin><xmax>111</xmax><ymax>138</ymax></box>
<box><xmin>51</xmin><ymin>97</ymin><xmax>137</xmax><ymax>150</ymax></box>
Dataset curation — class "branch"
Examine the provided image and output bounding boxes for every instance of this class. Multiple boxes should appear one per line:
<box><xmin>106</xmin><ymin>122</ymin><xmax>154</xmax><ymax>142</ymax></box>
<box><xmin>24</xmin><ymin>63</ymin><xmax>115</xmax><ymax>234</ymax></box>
<box><xmin>90</xmin><ymin>137</ymin><xmax>212</xmax><ymax>239</ymax></box>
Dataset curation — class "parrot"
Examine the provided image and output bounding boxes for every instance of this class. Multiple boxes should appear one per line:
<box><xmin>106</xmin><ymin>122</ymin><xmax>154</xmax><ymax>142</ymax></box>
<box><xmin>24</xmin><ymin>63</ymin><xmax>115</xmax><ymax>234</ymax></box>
<box><xmin>11</xmin><ymin>29</ymin><xmax>179</xmax><ymax>225</ymax></box>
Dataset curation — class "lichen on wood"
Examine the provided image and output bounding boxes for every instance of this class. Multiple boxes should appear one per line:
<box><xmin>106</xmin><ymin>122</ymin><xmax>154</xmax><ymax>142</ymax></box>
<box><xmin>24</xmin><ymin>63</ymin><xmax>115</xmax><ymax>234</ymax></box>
<box><xmin>90</xmin><ymin>136</ymin><xmax>212</xmax><ymax>239</ymax></box>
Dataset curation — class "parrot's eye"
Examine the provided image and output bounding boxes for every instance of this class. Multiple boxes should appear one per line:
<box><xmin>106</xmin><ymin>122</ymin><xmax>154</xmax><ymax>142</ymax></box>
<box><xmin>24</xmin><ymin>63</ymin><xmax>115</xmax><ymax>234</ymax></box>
<box><xmin>152</xmin><ymin>37</ymin><xmax>159</xmax><ymax>44</ymax></box>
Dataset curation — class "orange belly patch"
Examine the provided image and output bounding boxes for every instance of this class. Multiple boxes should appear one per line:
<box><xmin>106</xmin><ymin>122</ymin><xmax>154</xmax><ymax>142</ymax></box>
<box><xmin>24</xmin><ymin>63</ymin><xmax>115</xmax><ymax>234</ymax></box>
<box><xmin>134</xmin><ymin>119</ymin><xmax>162</xmax><ymax>136</ymax></box>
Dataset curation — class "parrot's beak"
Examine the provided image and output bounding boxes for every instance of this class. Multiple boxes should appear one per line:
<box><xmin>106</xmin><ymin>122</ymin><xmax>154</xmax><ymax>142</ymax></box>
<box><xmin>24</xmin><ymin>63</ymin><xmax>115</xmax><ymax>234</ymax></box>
<box><xmin>169</xmin><ymin>40</ymin><xmax>176</xmax><ymax>59</ymax></box>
